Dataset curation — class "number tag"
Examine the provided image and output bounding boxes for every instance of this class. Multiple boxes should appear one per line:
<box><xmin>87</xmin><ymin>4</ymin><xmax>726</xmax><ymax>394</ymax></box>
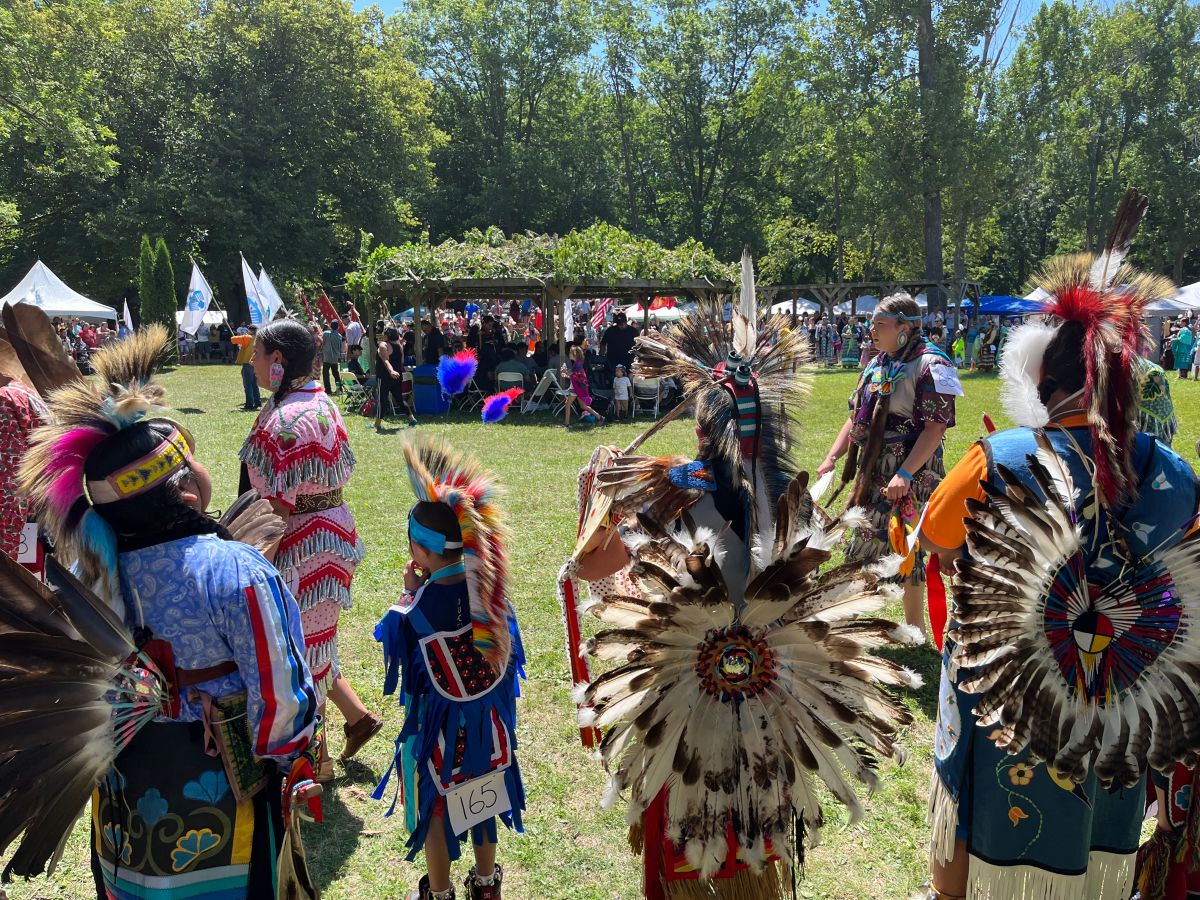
<box><xmin>445</xmin><ymin>770</ymin><xmax>512</xmax><ymax>837</ymax></box>
<box><xmin>16</xmin><ymin>523</ymin><xmax>37</xmax><ymax>565</ymax></box>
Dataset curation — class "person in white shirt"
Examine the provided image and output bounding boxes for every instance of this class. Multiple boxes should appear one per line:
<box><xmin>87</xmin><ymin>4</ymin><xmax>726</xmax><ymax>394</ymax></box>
<box><xmin>612</xmin><ymin>364</ymin><xmax>632</xmax><ymax>419</ymax></box>
<box><xmin>344</xmin><ymin>314</ymin><xmax>364</xmax><ymax>350</ymax></box>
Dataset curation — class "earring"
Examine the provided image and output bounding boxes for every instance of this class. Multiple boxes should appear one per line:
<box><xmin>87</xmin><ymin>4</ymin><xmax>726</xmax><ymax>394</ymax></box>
<box><xmin>897</xmin><ymin>332</ymin><xmax>909</xmax><ymax>348</ymax></box>
<box><xmin>269</xmin><ymin>362</ymin><xmax>284</xmax><ymax>391</ymax></box>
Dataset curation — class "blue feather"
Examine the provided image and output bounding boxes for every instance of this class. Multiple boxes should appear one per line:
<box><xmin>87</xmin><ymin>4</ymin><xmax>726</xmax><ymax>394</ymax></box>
<box><xmin>437</xmin><ymin>350</ymin><xmax>478</xmax><ymax>397</ymax></box>
<box><xmin>80</xmin><ymin>509</ymin><xmax>118</xmax><ymax>573</ymax></box>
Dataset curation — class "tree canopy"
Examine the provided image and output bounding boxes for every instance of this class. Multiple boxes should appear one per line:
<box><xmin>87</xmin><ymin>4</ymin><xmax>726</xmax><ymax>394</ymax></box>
<box><xmin>1</xmin><ymin>0</ymin><xmax>1197</xmax><ymax>316</ymax></box>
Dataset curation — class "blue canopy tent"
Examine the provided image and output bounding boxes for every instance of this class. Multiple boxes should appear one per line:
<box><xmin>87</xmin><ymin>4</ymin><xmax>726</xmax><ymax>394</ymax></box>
<box><xmin>976</xmin><ymin>295</ymin><xmax>1046</xmax><ymax>316</ymax></box>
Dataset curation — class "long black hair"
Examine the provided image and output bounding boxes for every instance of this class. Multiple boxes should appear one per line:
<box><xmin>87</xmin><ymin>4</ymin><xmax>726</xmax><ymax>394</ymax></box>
<box><xmin>257</xmin><ymin>319</ymin><xmax>316</xmax><ymax>405</ymax></box>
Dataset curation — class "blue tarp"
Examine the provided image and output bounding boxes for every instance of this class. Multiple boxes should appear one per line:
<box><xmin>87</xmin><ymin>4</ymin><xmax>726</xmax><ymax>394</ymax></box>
<box><xmin>976</xmin><ymin>295</ymin><xmax>1046</xmax><ymax>316</ymax></box>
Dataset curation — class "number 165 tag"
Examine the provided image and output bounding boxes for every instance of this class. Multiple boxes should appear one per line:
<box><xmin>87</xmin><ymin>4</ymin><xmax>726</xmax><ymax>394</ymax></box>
<box><xmin>446</xmin><ymin>770</ymin><xmax>512</xmax><ymax>837</ymax></box>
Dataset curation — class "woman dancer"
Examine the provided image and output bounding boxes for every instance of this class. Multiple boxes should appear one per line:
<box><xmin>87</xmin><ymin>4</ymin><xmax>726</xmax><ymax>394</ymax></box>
<box><xmin>242</xmin><ymin>319</ymin><xmax>380</xmax><ymax>779</ymax></box>
<box><xmin>818</xmin><ymin>292</ymin><xmax>962</xmax><ymax>637</ymax></box>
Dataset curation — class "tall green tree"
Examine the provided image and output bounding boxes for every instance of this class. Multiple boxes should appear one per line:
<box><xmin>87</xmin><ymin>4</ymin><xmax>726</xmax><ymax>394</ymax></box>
<box><xmin>136</xmin><ymin>235</ymin><xmax>155</xmax><ymax>326</ymax></box>
<box><xmin>148</xmin><ymin>237</ymin><xmax>176</xmax><ymax>332</ymax></box>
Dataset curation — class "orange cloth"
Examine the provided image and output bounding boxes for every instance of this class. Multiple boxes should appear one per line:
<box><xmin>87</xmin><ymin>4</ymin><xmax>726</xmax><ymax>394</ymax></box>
<box><xmin>921</xmin><ymin>443</ymin><xmax>987</xmax><ymax>552</ymax></box>
<box><xmin>232</xmin><ymin>333</ymin><xmax>254</xmax><ymax>365</ymax></box>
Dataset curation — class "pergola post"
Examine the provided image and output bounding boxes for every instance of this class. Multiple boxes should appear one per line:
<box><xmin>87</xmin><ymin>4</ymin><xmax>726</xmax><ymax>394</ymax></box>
<box><xmin>413</xmin><ymin>289</ymin><xmax>424</xmax><ymax>366</ymax></box>
<box><xmin>545</xmin><ymin>283</ymin><xmax>576</xmax><ymax>361</ymax></box>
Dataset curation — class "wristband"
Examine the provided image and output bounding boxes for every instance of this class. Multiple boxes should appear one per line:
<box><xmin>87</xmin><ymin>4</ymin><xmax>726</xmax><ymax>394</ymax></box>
<box><xmin>897</xmin><ymin>468</ymin><xmax>914</xmax><ymax>482</ymax></box>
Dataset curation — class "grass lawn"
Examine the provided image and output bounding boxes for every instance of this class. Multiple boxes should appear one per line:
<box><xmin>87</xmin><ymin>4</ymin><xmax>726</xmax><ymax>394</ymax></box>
<box><xmin>8</xmin><ymin>363</ymin><xmax>1200</xmax><ymax>900</ymax></box>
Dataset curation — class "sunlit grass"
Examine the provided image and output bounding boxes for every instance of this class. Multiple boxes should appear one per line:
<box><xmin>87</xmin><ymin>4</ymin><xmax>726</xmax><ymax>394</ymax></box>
<box><xmin>7</xmin><ymin>362</ymin><xmax>1199</xmax><ymax>900</ymax></box>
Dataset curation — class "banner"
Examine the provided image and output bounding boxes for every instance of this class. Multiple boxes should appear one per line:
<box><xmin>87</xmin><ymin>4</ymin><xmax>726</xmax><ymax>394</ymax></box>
<box><xmin>122</xmin><ymin>299</ymin><xmax>135</xmax><ymax>333</ymax></box>
<box><xmin>180</xmin><ymin>262</ymin><xmax>214</xmax><ymax>335</ymax></box>
<box><xmin>590</xmin><ymin>298</ymin><xmax>613</xmax><ymax>329</ymax></box>
<box><xmin>317</xmin><ymin>291</ymin><xmax>342</xmax><ymax>327</ymax></box>
<box><xmin>241</xmin><ymin>255</ymin><xmax>268</xmax><ymax>326</ymax></box>
<box><xmin>258</xmin><ymin>267</ymin><xmax>286</xmax><ymax>321</ymax></box>
<box><xmin>563</xmin><ymin>297</ymin><xmax>574</xmax><ymax>342</ymax></box>
<box><xmin>298</xmin><ymin>291</ymin><xmax>316</xmax><ymax>324</ymax></box>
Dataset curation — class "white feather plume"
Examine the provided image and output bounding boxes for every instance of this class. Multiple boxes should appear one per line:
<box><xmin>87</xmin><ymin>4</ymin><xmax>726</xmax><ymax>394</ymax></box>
<box><xmin>998</xmin><ymin>321</ymin><xmax>1058</xmax><ymax>428</ymax></box>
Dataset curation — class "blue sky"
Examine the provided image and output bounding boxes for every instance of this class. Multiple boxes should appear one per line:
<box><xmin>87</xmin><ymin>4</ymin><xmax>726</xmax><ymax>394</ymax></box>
<box><xmin>356</xmin><ymin>0</ymin><xmax>404</xmax><ymax>12</ymax></box>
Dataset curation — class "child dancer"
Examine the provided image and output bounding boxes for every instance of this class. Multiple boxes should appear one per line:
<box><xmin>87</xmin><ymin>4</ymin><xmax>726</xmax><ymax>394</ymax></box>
<box><xmin>375</xmin><ymin>436</ymin><xmax>526</xmax><ymax>900</ymax></box>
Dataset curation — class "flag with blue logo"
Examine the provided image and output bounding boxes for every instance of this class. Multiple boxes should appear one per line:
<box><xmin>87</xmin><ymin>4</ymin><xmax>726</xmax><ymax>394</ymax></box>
<box><xmin>242</xmin><ymin>255</ymin><xmax>268</xmax><ymax>326</ymax></box>
<box><xmin>257</xmin><ymin>267</ymin><xmax>287</xmax><ymax>322</ymax></box>
<box><xmin>180</xmin><ymin>262</ymin><xmax>214</xmax><ymax>335</ymax></box>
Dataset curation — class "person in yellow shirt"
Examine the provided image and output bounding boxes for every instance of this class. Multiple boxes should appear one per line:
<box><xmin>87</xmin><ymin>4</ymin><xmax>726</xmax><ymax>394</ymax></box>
<box><xmin>232</xmin><ymin>325</ymin><xmax>260</xmax><ymax>410</ymax></box>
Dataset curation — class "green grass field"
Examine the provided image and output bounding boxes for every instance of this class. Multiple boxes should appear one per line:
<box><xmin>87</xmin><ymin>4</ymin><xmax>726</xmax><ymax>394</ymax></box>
<box><xmin>8</xmin><ymin>363</ymin><xmax>1200</xmax><ymax>900</ymax></box>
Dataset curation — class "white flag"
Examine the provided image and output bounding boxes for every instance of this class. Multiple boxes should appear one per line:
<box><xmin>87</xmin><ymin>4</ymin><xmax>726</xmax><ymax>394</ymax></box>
<box><xmin>563</xmin><ymin>297</ymin><xmax>574</xmax><ymax>342</ymax></box>
<box><xmin>241</xmin><ymin>254</ymin><xmax>269</xmax><ymax>326</ymax></box>
<box><xmin>258</xmin><ymin>267</ymin><xmax>286</xmax><ymax>322</ymax></box>
<box><xmin>122</xmin><ymin>300</ymin><xmax>134</xmax><ymax>333</ymax></box>
<box><xmin>180</xmin><ymin>262</ymin><xmax>214</xmax><ymax>335</ymax></box>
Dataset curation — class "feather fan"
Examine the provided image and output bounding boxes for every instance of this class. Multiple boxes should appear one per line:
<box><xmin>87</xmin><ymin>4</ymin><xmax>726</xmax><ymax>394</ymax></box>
<box><xmin>948</xmin><ymin>430</ymin><xmax>1200</xmax><ymax>786</ymax></box>
<box><xmin>0</xmin><ymin>304</ymin><xmax>81</xmax><ymax>397</ymax></box>
<box><xmin>0</xmin><ymin>553</ymin><xmax>164</xmax><ymax>880</ymax></box>
<box><xmin>581</xmin><ymin>472</ymin><xmax>918</xmax><ymax>880</ymax></box>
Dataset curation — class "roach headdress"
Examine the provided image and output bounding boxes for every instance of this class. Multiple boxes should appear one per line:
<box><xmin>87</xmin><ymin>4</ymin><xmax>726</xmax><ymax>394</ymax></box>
<box><xmin>403</xmin><ymin>435</ymin><xmax>513</xmax><ymax>673</ymax></box>
<box><xmin>1010</xmin><ymin>189</ymin><xmax>1175</xmax><ymax>507</ymax></box>
<box><xmin>18</xmin><ymin>325</ymin><xmax>188</xmax><ymax>590</ymax></box>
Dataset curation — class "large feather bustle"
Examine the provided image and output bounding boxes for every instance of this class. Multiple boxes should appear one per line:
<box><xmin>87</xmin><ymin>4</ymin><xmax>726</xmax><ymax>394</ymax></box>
<box><xmin>0</xmin><ymin>553</ymin><xmax>163</xmax><ymax>880</ymax></box>
<box><xmin>19</xmin><ymin>326</ymin><xmax>173</xmax><ymax>591</ymax></box>
<box><xmin>582</xmin><ymin>473</ymin><xmax>918</xmax><ymax>880</ymax></box>
<box><xmin>948</xmin><ymin>431</ymin><xmax>1200</xmax><ymax>787</ymax></box>
<box><xmin>403</xmin><ymin>435</ymin><xmax>512</xmax><ymax>674</ymax></box>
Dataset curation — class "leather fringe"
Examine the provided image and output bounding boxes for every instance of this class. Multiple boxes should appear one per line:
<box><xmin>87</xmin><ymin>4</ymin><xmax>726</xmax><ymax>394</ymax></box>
<box><xmin>966</xmin><ymin>851</ymin><xmax>1133</xmax><ymax>900</ymax></box>
<box><xmin>662</xmin><ymin>862</ymin><xmax>788</xmax><ymax>900</ymax></box>
<box><xmin>928</xmin><ymin>770</ymin><xmax>959</xmax><ymax>868</ymax></box>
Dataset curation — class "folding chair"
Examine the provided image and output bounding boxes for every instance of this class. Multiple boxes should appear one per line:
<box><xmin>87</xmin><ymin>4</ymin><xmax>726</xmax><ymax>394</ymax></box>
<box><xmin>460</xmin><ymin>378</ymin><xmax>487</xmax><ymax>412</ymax></box>
<box><xmin>340</xmin><ymin>371</ymin><xmax>368</xmax><ymax>412</ymax></box>
<box><xmin>632</xmin><ymin>376</ymin><xmax>661</xmax><ymax>418</ymax></box>
<box><xmin>496</xmin><ymin>371</ymin><xmax>526</xmax><ymax>400</ymax></box>
<box><xmin>522</xmin><ymin>370</ymin><xmax>558</xmax><ymax>413</ymax></box>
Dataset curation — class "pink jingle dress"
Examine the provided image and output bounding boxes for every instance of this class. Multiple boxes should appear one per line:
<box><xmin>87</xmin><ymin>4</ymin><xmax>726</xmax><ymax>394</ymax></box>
<box><xmin>240</xmin><ymin>380</ymin><xmax>363</xmax><ymax>696</ymax></box>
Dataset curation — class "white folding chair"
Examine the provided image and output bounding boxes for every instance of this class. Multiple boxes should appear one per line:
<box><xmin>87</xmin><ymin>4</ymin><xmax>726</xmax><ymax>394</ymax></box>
<box><xmin>632</xmin><ymin>376</ymin><xmax>661</xmax><ymax>418</ymax></box>
<box><xmin>550</xmin><ymin>371</ymin><xmax>573</xmax><ymax>417</ymax></box>
<box><xmin>460</xmin><ymin>378</ymin><xmax>487</xmax><ymax>412</ymax></box>
<box><xmin>340</xmin><ymin>371</ymin><xmax>368</xmax><ymax>412</ymax></box>
<box><xmin>496</xmin><ymin>371</ymin><xmax>525</xmax><ymax>397</ymax></box>
<box><xmin>521</xmin><ymin>370</ymin><xmax>556</xmax><ymax>413</ymax></box>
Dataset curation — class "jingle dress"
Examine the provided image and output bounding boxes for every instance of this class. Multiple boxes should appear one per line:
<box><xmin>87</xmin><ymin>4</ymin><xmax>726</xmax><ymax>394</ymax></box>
<box><xmin>92</xmin><ymin>535</ymin><xmax>316</xmax><ymax>900</ymax></box>
<box><xmin>240</xmin><ymin>380</ymin><xmax>364</xmax><ymax>695</ymax></box>
<box><xmin>842</xmin><ymin>339</ymin><xmax>960</xmax><ymax>583</ymax></box>
<box><xmin>373</xmin><ymin>573</ymin><xmax>526</xmax><ymax>861</ymax></box>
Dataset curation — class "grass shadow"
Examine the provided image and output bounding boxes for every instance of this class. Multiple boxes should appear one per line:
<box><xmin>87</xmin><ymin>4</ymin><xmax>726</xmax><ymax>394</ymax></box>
<box><xmin>176</xmin><ymin>407</ymin><xmax>206</xmax><ymax>415</ymax></box>
<box><xmin>878</xmin><ymin>642</ymin><xmax>942</xmax><ymax>720</ymax></box>
<box><xmin>304</xmin><ymin>780</ymin><xmax>366</xmax><ymax>891</ymax></box>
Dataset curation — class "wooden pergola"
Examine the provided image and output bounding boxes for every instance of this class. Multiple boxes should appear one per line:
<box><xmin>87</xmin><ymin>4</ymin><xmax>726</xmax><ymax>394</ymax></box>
<box><xmin>363</xmin><ymin>275</ymin><xmax>984</xmax><ymax>365</ymax></box>
<box><xmin>374</xmin><ymin>276</ymin><xmax>734</xmax><ymax>363</ymax></box>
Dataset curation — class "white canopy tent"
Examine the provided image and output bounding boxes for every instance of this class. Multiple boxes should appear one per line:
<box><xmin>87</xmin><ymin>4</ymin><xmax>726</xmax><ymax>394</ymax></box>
<box><xmin>175</xmin><ymin>309</ymin><xmax>228</xmax><ymax>329</ymax></box>
<box><xmin>0</xmin><ymin>260</ymin><xmax>118</xmax><ymax>322</ymax></box>
<box><xmin>769</xmin><ymin>298</ymin><xmax>821</xmax><ymax>315</ymax></box>
<box><xmin>833</xmin><ymin>294</ymin><xmax>879</xmax><ymax>316</ymax></box>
